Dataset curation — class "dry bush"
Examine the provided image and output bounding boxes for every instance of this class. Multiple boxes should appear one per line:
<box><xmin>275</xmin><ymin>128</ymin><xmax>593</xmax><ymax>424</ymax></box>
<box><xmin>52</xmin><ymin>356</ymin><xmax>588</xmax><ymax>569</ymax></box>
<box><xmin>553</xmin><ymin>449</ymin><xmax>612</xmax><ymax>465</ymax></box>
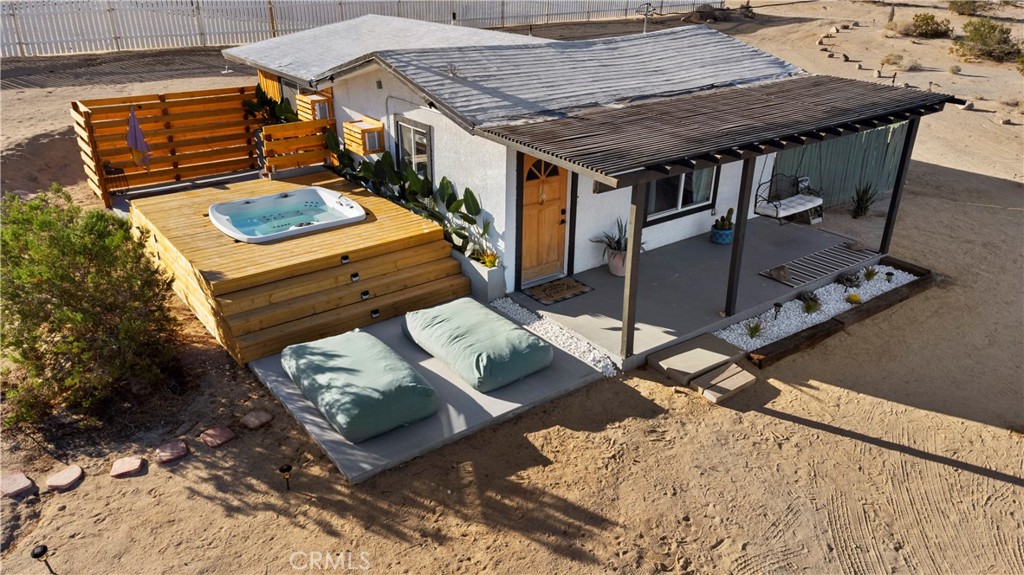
<box><xmin>949</xmin><ymin>64</ymin><xmax>962</xmax><ymax>74</ymax></box>
<box><xmin>881</xmin><ymin>53</ymin><xmax>905</xmax><ymax>67</ymax></box>
<box><xmin>907</xmin><ymin>13</ymin><xmax>953</xmax><ymax>38</ymax></box>
<box><xmin>947</xmin><ymin>1</ymin><xmax>994</xmax><ymax>16</ymax></box>
<box><xmin>901</xmin><ymin>59</ymin><xmax>923</xmax><ymax>71</ymax></box>
<box><xmin>952</xmin><ymin>18</ymin><xmax>1024</xmax><ymax>62</ymax></box>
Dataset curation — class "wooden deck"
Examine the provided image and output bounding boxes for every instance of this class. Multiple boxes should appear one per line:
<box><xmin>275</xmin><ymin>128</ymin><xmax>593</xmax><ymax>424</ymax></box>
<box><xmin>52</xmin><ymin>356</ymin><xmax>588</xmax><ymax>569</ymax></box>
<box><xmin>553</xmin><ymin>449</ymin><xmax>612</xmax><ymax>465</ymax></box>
<box><xmin>130</xmin><ymin>171</ymin><xmax>470</xmax><ymax>364</ymax></box>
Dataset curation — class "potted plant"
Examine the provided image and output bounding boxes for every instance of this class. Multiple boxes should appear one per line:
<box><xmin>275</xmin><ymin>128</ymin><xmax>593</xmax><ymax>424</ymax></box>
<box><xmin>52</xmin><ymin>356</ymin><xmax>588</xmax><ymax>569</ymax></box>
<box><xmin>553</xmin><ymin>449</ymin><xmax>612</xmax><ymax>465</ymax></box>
<box><xmin>591</xmin><ymin>218</ymin><xmax>642</xmax><ymax>277</ymax></box>
<box><xmin>710</xmin><ymin>207</ymin><xmax>734</xmax><ymax>245</ymax></box>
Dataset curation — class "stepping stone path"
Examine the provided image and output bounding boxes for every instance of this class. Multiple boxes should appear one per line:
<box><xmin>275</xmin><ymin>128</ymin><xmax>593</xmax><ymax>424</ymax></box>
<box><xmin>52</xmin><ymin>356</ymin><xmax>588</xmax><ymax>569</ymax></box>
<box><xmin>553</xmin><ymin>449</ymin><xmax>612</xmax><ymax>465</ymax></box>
<box><xmin>1</xmin><ymin>472</ymin><xmax>35</xmax><ymax>498</ymax></box>
<box><xmin>240</xmin><ymin>409</ymin><xmax>273</xmax><ymax>429</ymax></box>
<box><xmin>199</xmin><ymin>427</ymin><xmax>236</xmax><ymax>448</ymax></box>
<box><xmin>156</xmin><ymin>440</ymin><xmax>189</xmax><ymax>464</ymax></box>
<box><xmin>110</xmin><ymin>457</ymin><xmax>145</xmax><ymax>477</ymax></box>
<box><xmin>46</xmin><ymin>465</ymin><xmax>84</xmax><ymax>491</ymax></box>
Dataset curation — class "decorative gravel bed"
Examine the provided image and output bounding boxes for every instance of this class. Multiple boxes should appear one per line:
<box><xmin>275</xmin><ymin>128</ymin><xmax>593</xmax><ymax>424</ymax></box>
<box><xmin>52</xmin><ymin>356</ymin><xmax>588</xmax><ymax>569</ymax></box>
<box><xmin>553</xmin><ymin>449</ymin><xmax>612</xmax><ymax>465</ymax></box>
<box><xmin>714</xmin><ymin>265</ymin><xmax>918</xmax><ymax>352</ymax></box>
<box><xmin>491</xmin><ymin>297</ymin><xmax>619</xmax><ymax>377</ymax></box>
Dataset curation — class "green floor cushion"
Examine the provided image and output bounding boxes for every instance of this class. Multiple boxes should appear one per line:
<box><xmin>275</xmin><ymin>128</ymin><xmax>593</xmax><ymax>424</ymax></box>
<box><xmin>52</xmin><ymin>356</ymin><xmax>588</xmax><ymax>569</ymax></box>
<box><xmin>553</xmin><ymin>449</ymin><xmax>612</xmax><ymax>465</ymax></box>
<box><xmin>281</xmin><ymin>331</ymin><xmax>439</xmax><ymax>443</ymax></box>
<box><xmin>402</xmin><ymin>297</ymin><xmax>554</xmax><ymax>393</ymax></box>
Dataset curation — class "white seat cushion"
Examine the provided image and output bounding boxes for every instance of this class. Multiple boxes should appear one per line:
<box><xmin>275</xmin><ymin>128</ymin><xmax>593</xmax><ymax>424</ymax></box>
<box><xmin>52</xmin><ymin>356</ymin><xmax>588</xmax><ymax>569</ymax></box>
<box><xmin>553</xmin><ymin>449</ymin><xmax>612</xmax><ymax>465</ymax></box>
<box><xmin>755</xmin><ymin>193</ymin><xmax>823</xmax><ymax>218</ymax></box>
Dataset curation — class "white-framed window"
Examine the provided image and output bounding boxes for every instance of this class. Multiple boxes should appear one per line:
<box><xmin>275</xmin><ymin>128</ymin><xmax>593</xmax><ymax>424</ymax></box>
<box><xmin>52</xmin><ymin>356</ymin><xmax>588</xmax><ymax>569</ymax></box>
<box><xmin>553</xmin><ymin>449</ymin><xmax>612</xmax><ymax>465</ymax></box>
<box><xmin>645</xmin><ymin>167</ymin><xmax>718</xmax><ymax>224</ymax></box>
<box><xmin>396</xmin><ymin>117</ymin><xmax>432</xmax><ymax>180</ymax></box>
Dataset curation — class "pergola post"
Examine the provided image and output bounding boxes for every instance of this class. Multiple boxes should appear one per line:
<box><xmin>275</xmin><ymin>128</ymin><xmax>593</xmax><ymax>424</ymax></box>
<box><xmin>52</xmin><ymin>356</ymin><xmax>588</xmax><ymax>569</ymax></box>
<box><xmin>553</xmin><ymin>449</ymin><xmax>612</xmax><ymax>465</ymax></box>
<box><xmin>620</xmin><ymin>184</ymin><xmax>648</xmax><ymax>359</ymax></box>
<box><xmin>879</xmin><ymin>117</ymin><xmax>920</xmax><ymax>254</ymax></box>
<box><xmin>724</xmin><ymin>156</ymin><xmax>757</xmax><ymax>316</ymax></box>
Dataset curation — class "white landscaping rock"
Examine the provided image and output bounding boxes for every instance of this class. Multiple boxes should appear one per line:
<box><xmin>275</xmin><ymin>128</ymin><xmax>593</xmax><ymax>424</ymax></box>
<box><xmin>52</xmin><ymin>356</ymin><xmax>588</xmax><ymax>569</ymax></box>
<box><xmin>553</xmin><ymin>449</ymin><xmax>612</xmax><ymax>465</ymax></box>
<box><xmin>714</xmin><ymin>265</ymin><xmax>917</xmax><ymax>352</ymax></box>
<box><xmin>156</xmin><ymin>440</ymin><xmax>189</xmax><ymax>464</ymax></box>
<box><xmin>491</xmin><ymin>298</ymin><xmax>619</xmax><ymax>377</ymax></box>
<box><xmin>110</xmin><ymin>456</ymin><xmax>145</xmax><ymax>477</ymax></box>
<box><xmin>1</xmin><ymin>472</ymin><xmax>35</xmax><ymax>498</ymax></box>
<box><xmin>198</xmin><ymin>427</ymin><xmax>237</xmax><ymax>448</ymax></box>
<box><xmin>240</xmin><ymin>410</ymin><xmax>273</xmax><ymax>429</ymax></box>
<box><xmin>46</xmin><ymin>465</ymin><xmax>84</xmax><ymax>491</ymax></box>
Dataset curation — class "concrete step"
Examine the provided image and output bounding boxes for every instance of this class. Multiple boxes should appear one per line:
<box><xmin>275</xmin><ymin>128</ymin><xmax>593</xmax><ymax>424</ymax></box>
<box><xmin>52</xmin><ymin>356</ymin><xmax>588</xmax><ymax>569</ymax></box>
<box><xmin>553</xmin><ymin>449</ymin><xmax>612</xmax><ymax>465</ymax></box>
<box><xmin>691</xmin><ymin>363</ymin><xmax>757</xmax><ymax>404</ymax></box>
<box><xmin>647</xmin><ymin>333</ymin><xmax>745</xmax><ymax>387</ymax></box>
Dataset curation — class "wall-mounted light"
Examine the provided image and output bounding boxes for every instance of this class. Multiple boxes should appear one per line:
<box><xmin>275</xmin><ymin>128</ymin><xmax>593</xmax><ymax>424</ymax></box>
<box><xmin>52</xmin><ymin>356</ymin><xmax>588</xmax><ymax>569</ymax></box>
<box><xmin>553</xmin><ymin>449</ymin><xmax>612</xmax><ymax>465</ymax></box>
<box><xmin>375</xmin><ymin>80</ymin><xmax>383</xmax><ymax>90</ymax></box>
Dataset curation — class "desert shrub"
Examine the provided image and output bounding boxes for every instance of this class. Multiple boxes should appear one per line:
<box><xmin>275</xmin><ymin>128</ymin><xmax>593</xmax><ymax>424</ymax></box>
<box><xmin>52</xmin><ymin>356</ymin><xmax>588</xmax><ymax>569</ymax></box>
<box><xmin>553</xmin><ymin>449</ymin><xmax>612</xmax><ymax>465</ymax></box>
<box><xmin>744</xmin><ymin>320</ymin><xmax>763</xmax><ymax>339</ymax></box>
<box><xmin>906</xmin><ymin>13</ymin><xmax>953</xmax><ymax>38</ymax></box>
<box><xmin>1</xmin><ymin>185</ymin><xmax>178</xmax><ymax>424</ymax></box>
<box><xmin>851</xmin><ymin>183</ymin><xmax>880</xmax><ymax>218</ymax></box>
<box><xmin>900</xmin><ymin>59</ymin><xmax>923</xmax><ymax>71</ymax></box>
<box><xmin>1018</xmin><ymin>56</ymin><xmax>1024</xmax><ymax>75</ymax></box>
<box><xmin>949</xmin><ymin>64</ymin><xmax>962</xmax><ymax>74</ymax></box>
<box><xmin>947</xmin><ymin>1</ymin><xmax>994</xmax><ymax>16</ymax></box>
<box><xmin>952</xmin><ymin>18</ymin><xmax>1024</xmax><ymax>62</ymax></box>
<box><xmin>880</xmin><ymin>53</ymin><xmax>904</xmax><ymax>67</ymax></box>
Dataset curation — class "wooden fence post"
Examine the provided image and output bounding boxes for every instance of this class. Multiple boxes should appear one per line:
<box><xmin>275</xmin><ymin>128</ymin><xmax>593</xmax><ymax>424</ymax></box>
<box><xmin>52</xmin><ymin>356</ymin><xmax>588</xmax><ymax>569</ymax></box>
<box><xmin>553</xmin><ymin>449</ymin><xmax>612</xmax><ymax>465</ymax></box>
<box><xmin>193</xmin><ymin>0</ymin><xmax>207</xmax><ymax>47</ymax></box>
<box><xmin>105</xmin><ymin>0</ymin><xmax>121</xmax><ymax>51</ymax></box>
<box><xmin>8</xmin><ymin>2</ymin><xmax>26</xmax><ymax>57</ymax></box>
<box><xmin>268</xmin><ymin>0</ymin><xmax>278</xmax><ymax>38</ymax></box>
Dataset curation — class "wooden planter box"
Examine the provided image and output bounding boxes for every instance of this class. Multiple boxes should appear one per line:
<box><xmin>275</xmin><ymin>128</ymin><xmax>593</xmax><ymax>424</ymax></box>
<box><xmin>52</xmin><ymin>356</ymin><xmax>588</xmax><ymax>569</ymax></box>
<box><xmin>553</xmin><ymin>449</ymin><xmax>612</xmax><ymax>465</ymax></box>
<box><xmin>748</xmin><ymin>257</ymin><xmax>936</xmax><ymax>368</ymax></box>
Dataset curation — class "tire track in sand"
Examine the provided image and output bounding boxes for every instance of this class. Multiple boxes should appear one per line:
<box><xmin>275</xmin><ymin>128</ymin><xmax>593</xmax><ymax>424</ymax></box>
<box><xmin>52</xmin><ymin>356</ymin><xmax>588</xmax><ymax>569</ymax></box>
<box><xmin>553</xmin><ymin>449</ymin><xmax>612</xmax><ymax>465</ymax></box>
<box><xmin>729</xmin><ymin>500</ymin><xmax>809</xmax><ymax>575</ymax></box>
<box><xmin>825</xmin><ymin>492</ymin><xmax>889</xmax><ymax>575</ymax></box>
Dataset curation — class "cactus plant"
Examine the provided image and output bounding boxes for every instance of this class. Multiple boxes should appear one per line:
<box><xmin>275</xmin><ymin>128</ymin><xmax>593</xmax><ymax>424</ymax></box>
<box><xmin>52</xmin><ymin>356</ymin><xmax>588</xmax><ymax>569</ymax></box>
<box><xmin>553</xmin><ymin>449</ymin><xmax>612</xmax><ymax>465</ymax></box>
<box><xmin>846</xmin><ymin>293</ymin><xmax>863</xmax><ymax>304</ymax></box>
<box><xmin>713</xmin><ymin>207</ymin><xmax>734</xmax><ymax>230</ymax></box>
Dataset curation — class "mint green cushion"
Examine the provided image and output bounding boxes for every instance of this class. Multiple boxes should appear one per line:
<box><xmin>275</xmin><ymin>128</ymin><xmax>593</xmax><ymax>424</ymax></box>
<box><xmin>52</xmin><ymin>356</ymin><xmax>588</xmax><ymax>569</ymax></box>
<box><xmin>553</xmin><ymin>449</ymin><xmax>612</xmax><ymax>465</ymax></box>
<box><xmin>402</xmin><ymin>298</ymin><xmax>553</xmax><ymax>392</ymax></box>
<box><xmin>281</xmin><ymin>331</ymin><xmax>438</xmax><ymax>443</ymax></box>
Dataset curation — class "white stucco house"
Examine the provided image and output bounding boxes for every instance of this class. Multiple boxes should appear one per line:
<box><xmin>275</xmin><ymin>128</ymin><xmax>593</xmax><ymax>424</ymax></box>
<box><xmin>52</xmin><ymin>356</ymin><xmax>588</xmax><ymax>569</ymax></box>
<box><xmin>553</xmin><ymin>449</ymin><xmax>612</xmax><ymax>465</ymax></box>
<box><xmin>224</xmin><ymin>15</ymin><xmax>953</xmax><ymax>360</ymax></box>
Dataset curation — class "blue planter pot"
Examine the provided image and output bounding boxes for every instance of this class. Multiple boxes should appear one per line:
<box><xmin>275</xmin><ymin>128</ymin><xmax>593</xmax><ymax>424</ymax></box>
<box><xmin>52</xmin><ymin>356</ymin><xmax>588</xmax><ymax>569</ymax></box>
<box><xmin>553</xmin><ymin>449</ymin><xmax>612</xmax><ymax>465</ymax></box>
<box><xmin>710</xmin><ymin>227</ymin><xmax>734</xmax><ymax>245</ymax></box>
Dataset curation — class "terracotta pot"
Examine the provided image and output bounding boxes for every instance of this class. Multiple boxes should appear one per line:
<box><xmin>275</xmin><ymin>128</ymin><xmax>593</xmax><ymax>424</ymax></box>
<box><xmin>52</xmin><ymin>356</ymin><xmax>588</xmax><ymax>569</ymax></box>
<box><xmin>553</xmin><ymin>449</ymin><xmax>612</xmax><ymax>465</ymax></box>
<box><xmin>607</xmin><ymin>250</ymin><xmax>627</xmax><ymax>276</ymax></box>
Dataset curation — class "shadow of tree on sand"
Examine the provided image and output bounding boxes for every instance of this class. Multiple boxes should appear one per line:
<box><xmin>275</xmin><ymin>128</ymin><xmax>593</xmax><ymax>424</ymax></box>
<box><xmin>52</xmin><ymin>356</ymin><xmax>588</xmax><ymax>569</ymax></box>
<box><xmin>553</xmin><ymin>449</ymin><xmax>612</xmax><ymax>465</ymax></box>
<box><xmin>172</xmin><ymin>375</ymin><xmax>665</xmax><ymax>565</ymax></box>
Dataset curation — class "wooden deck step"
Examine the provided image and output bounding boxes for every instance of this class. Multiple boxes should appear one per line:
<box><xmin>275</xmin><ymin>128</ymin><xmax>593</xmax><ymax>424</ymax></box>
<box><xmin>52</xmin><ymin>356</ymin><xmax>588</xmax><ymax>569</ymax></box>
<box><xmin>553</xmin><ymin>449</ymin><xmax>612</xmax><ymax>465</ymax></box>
<box><xmin>216</xmin><ymin>240</ymin><xmax>454</xmax><ymax>315</ymax></box>
<box><xmin>691</xmin><ymin>363</ymin><xmax>757</xmax><ymax>404</ymax></box>
<box><xmin>646</xmin><ymin>334</ymin><xmax>745</xmax><ymax>387</ymax></box>
<box><xmin>225</xmin><ymin>257</ymin><xmax>462</xmax><ymax>336</ymax></box>
<box><xmin>231</xmin><ymin>274</ymin><xmax>470</xmax><ymax>363</ymax></box>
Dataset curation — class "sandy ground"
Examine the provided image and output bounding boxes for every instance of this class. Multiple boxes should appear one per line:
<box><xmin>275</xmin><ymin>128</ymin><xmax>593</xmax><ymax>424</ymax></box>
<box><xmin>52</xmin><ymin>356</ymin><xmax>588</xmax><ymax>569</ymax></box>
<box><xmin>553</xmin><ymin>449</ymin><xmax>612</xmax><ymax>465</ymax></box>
<box><xmin>2</xmin><ymin>2</ymin><xmax>1023</xmax><ymax>574</ymax></box>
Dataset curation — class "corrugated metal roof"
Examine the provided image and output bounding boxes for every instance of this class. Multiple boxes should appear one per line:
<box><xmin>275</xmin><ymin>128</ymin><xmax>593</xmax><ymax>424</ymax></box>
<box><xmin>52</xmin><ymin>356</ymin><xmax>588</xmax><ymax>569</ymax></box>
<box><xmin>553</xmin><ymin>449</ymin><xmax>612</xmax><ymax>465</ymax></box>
<box><xmin>377</xmin><ymin>25</ymin><xmax>802</xmax><ymax>128</ymax></box>
<box><xmin>482</xmin><ymin>75</ymin><xmax>954</xmax><ymax>186</ymax></box>
<box><xmin>221</xmin><ymin>15</ymin><xmax>552</xmax><ymax>87</ymax></box>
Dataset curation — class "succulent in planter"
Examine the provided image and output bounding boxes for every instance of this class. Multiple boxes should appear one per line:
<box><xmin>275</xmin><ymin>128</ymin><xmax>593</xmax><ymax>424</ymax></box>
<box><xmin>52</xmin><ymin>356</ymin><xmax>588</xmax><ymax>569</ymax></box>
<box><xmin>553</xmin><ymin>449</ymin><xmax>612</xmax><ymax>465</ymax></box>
<box><xmin>798</xmin><ymin>290</ymin><xmax>821</xmax><ymax>314</ymax></box>
<box><xmin>591</xmin><ymin>218</ymin><xmax>644</xmax><ymax>276</ymax></box>
<box><xmin>839</xmin><ymin>272</ymin><xmax>863</xmax><ymax>291</ymax></box>
<box><xmin>474</xmin><ymin>250</ymin><xmax>500</xmax><ymax>269</ymax></box>
<box><xmin>713</xmin><ymin>208</ymin><xmax>734</xmax><ymax>230</ymax></box>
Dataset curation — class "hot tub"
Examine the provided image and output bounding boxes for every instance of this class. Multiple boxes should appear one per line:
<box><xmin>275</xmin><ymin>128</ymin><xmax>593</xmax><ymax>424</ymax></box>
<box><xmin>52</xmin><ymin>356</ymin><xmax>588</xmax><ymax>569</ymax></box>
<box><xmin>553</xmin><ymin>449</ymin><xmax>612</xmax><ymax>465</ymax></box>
<box><xmin>208</xmin><ymin>186</ymin><xmax>366</xmax><ymax>243</ymax></box>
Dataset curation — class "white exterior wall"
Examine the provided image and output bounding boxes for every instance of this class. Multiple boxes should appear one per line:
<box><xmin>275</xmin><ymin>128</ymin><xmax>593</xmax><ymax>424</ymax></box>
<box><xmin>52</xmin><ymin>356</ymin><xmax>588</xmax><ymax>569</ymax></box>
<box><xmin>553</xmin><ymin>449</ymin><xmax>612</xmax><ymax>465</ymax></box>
<box><xmin>329</xmin><ymin>66</ymin><xmax>513</xmax><ymax>288</ymax></box>
<box><xmin>572</xmin><ymin>154</ymin><xmax>775</xmax><ymax>273</ymax></box>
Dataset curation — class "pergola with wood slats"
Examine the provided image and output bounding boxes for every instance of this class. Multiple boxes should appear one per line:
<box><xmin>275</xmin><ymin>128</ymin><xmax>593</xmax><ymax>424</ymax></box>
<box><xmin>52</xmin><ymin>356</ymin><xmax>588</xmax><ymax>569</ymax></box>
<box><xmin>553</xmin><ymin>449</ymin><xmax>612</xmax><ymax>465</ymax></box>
<box><xmin>479</xmin><ymin>74</ymin><xmax>957</xmax><ymax>360</ymax></box>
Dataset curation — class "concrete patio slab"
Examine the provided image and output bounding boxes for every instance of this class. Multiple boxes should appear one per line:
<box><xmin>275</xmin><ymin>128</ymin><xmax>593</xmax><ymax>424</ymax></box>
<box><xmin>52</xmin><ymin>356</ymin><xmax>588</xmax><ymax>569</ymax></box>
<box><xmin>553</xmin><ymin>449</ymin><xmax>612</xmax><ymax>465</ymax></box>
<box><xmin>249</xmin><ymin>316</ymin><xmax>603</xmax><ymax>484</ymax></box>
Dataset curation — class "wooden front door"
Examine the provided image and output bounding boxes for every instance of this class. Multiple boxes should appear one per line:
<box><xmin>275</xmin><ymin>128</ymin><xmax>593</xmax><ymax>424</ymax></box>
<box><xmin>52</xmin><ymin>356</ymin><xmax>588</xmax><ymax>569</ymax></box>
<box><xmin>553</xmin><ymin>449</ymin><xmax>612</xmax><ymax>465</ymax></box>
<box><xmin>521</xmin><ymin>154</ymin><xmax>568</xmax><ymax>283</ymax></box>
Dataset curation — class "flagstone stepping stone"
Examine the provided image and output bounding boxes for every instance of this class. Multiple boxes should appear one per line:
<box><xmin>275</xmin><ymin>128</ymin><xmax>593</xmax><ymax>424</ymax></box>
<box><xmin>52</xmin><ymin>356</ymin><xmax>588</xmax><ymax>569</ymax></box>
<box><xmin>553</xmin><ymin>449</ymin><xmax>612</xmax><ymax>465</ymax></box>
<box><xmin>1</xmin><ymin>472</ymin><xmax>35</xmax><ymax>498</ymax></box>
<box><xmin>110</xmin><ymin>457</ymin><xmax>145</xmax><ymax>477</ymax></box>
<box><xmin>156</xmin><ymin>440</ymin><xmax>189</xmax><ymax>464</ymax></box>
<box><xmin>198</xmin><ymin>427</ymin><xmax>237</xmax><ymax>448</ymax></box>
<box><xmin>46</xmin><ymin>465</ymin><xmax>84</xmax><ymax>491</ymax></box>
<box><xmin>240</xmin><ymin>410</ymin><xmax>273</xmax><ymax>429</ymax></box>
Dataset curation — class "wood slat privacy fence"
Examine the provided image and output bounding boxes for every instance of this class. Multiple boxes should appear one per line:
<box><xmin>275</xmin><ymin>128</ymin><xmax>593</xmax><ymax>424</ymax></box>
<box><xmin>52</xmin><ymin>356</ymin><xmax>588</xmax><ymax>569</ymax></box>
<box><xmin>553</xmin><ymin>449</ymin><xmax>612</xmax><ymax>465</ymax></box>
<box><xmin>3</xmin><ymin>0</ymin><xmax>724</xmax><ymax>57</ymax></box>
<box><xmin>261</xmin><ymin>119</ymin><xmax>333</xmax><ymax>176</ymax></box>
<box><xmin>71</xmin><ymin>85</ymin><xmax>261</xmax><ymax>208</ymax></box>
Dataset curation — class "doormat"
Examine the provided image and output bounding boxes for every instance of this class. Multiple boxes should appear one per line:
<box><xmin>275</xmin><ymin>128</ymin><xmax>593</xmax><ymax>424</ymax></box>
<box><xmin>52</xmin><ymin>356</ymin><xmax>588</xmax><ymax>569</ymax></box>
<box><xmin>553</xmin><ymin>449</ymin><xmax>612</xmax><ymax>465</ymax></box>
<box><xmin>759</xmin><ymin>242</ymin><xmax>879</xmax><ymax>288</ymax></box>
<box><xmin>523</xmin><ymin>277</ymin><xmax>593</xmax><ymax>306</ymax></box>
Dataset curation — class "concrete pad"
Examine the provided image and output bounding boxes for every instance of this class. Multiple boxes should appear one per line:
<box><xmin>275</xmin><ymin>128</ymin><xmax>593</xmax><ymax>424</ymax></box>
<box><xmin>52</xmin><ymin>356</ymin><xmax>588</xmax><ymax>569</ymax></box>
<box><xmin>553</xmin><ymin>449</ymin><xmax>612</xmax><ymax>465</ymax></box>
<box><xmin>249</xmin><ymin>316</ymin><xmax>604</xmax><ymax>484</ymax></box>
<box><xmin>110</xmin><ymin>457</ymin><xmax>145</xmax><ymax>477</ymax></box>
<box><xmin>198</xmin><ymin>427</ymin><xmax>237</xmax><ymax>448</ymax></box>
<box><xmin>647</xmin><ymin>334</ymin><xmax>744</xmax><ymax>386</ymax></box>
<box><xmin>46</xmin><ymin>465</ymin><xmax>84</xmax><ymax>491</ymax></box>
<box><xmin>240</xmin><ymin>409</ymin><xmax>273</xmax><ymax>429</ymax></box>
<box><xmin>692</xmin><ymin>363</ymin><xmax>757</xmax><ymax>404</ymax></box>
<box><xmin>156</xmin><ymin>440</ymin><xmax>188</xmax><ymax>464</ymax></box>
<box><xmin>1</xmin><ymin>472</ymin><xmax>35</xmax><ymax>498</ymax></box>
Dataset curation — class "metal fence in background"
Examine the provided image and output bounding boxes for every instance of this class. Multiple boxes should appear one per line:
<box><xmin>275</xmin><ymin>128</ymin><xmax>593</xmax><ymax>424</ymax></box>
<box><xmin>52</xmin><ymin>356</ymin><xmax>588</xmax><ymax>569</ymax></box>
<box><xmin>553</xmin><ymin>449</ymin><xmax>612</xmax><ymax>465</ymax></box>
<box><xmin>1</xmin><ymin>0</ymin><xmax>724</xmax><ymax>57</ymax></box>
